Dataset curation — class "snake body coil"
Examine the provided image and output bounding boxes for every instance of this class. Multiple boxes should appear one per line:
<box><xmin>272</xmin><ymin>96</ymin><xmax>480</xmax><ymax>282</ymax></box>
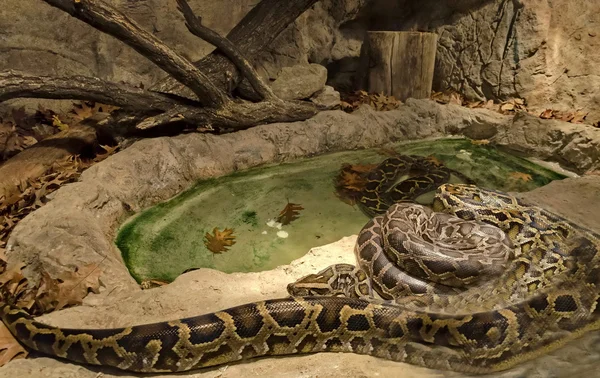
<box><xmin>1</xmin><ymin>159</ymin><xmax>599</xmax><ymax>374</ymax></box>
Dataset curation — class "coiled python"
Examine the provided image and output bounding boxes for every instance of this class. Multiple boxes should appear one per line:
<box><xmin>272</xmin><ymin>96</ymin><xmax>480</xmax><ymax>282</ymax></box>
<box><xmin>1</xmin><ymin>174</ymin><xmax>599</xmax><ymax>373</ymax></box>
<box><xmin>357</xmin><ymin>155</ymin><xmax>474</xmax><ymax>216</ymax></box>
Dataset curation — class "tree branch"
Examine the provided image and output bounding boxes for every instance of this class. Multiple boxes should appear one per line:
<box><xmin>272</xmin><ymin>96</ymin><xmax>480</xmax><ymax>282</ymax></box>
<box><xmin>176</xmin><ymin>0</ymin><xmax>278</xmax><ymax>101</ymax></box>
<box><xmin>136</xmin><ymin>100</ymin><xmax>318</xmax><ymax>131</ymax></box>
<box><xmin>0</xmin><ymin>70</ymin><xmax>189</xmax><ymax>111</ymax></box>
<box><xmin>152</xmin><ymin>0</ymin><xmax>319</xmax><ymax>98</ymax></box>
<box><xmin>42</xmin><ymin>0</ymin><xmax>229</xmax><ymax>108</ymax></box>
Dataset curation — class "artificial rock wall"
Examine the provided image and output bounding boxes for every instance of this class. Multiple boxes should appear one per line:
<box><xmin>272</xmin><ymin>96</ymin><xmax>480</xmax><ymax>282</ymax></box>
<box><xmin>1</xmin><ymin>0</ymin><xmax>598</xmax><ymax>123</ymax></box>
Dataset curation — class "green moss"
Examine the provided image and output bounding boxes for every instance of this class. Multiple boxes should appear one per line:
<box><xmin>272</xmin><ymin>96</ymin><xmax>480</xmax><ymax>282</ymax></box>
<box><xmin>241</xmin><ymin>211</ymin><xmax>259</xmax><ymax>227</ymax></box>
<box><xmin>116</xmin><ymin>138</ymin><xmax>567</xmax><ymax>283</ymax></box>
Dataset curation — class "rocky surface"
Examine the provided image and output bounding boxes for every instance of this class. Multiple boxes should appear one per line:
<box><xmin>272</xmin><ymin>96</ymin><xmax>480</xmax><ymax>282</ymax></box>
<box><xmin>2</xmin><ymin>100</ymin><xmax>600</xmax><ymax>376</ymax></box>
<box><xmin>3</xmin><ymin>0</ymin><xmax>597</xmax><ymax>123</ymax></box>
<box><xmin>270</xmin><ymin>63</ymin><xmax>328</xmax><ymax>100</ymax></box>
<box><xmin>371</xmin><ymin>0</ymin><xmax>600</xmax><ymax>124</ymax></box>
<box><xmin>0</xmin><ymin>0</ymin><xmax>364</xmax><ymax>113</ymax></box>
<box><xmin>5</xmin><ymin>100</ymin><xmax>600</xmax><ymax>289</ymax></box>
<box><xmin>310</xmin><ymin>85</ymin><xmax>341</xmax><ymax>109</ymax></box>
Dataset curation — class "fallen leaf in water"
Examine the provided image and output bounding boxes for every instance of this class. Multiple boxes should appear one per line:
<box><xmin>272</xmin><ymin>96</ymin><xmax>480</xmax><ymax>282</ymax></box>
<box><xmin>346</xmin><ymin>163</ymin><xmax>378</xmax><ymax>174</ymax></box>
<box><xmin>509</xmin><ymin>171</ymin><xmax>533</xmax><ymax>182</ymax></box>
<box><xmin>0</xmin><ymin>323</ymin><xmax>27</xmax><ymax>365</ymax></box>
<box><xmin>377</xmin><ymin>147</ymin><xmax>400</xmax><ymax>157</ymax></box>
<box><xmin>340</xmin><ymin>170</ymin><xmax>367</xmax><ymax>192</ymax></box>
<box><xmin>334</xmin><ymin>163</ymin><xmax>378</xmax><ymax>205</ymax></box>
<box><xmin>204</xmin><ymin>228</ymin><xmax>236</xmax><ymax>254</ymax></box>
<box><xmin>276</xmin><ymin>202</ymin><xmax>304</xmax><ymax>226</ymax></box>
<box><xmin>426</xmin><ymin>155</ymin><xmax>444</xmax><ymax>166</ymax></box>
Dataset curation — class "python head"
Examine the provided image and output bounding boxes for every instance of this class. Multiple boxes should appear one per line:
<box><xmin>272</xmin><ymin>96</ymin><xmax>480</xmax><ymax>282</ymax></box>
<box><xmin>287</xmin><ymin>264</ymin><xmax>370</xmax><ymax>298</ymax></box>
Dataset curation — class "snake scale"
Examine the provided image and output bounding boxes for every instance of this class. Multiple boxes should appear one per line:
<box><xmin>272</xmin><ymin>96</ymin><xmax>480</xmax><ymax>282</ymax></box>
<box><xmin>1</xmin><ymin>156</ymin><xmax>599</xmax><ymax>374</ymax></box>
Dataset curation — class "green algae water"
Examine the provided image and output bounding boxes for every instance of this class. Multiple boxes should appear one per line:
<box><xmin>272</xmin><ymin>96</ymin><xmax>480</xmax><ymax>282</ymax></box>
<box><xmin>116</xmin><ymin>138</ymin><xmax>567</xmax><ymax>283</ymax></box>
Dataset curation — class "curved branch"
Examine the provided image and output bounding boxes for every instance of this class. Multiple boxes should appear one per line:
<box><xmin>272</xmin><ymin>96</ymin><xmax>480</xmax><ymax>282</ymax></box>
<box><xmin>152</xmin><ymin>0</ymin><xmax>319</xmax><ymax>98</ymax></box>
<box><xmin>136</xmin><ymin>100</ymin><xmax>318</xmax><ymax>131</ymax></box>
<box><xmin>42</xmin><ymin>0</ymin><xmax>229</xmax><ymax>108</ymax></box>
<box><xmin>0</xmin><ymin>70</ymin><xmax>185</xmax><ymax>111</ymax></box>
<box><xmin>176</xmin><ymin>0</ymin><xmax>277</xmax><ymax>101</ymax></box>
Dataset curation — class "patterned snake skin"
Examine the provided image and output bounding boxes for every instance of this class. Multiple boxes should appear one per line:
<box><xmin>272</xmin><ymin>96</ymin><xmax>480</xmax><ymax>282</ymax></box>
<box><xmin>0</xmin><ymin>173</ymin><xmax>599</xmax><ymax>373</ymax></box>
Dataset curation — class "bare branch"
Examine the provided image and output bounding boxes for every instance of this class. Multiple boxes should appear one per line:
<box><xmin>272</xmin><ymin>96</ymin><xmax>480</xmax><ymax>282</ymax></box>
<box><xmin>0</xmin><ymin>70</ymin><xmax>187</xmax><ymax>111</ymax></box>
<box><xmin>152</xmin><ymin>0</ymin><xmax>319</xmax><ymax>98</ymax></box>
<box><xmin>136</xmin><ymin>101</ymin><xmax>318</xmax><ymax>131</ymax></box>
<box><xmin>176</xmin><ymin>0</ymin><xmax>277</xmax><ymax>101</ymax></box>
<box><xmin>42</xmin><ymin>0</ymin><xmax>229</xmax><ymax>108</ymax></box>
<box><xmin>136</xmin><ymin>106</ymin><xmax>189</xmax><ymax>130</ymax></box>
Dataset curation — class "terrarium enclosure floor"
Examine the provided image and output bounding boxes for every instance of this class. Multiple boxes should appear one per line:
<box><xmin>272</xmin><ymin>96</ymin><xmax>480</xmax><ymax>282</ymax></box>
<box><xmin>118</xmin><ymin>138</ymin><xmax>565</xmax><ymax>283</ymax></box>
<box><xmin>2</xmin><ymin>100</ymin><xmax>600</xmax><ymax>377</ymax></box>
<box><xmin>2</xmin><ymin>175</ymin><xmax>600</xmax><ymax>378</ymax></box>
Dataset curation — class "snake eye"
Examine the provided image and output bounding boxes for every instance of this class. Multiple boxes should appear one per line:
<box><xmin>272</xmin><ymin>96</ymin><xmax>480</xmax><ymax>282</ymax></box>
<box><xmin>473</xmin><ymin>195</ymin><xmax>483</xmax><ymax>202</ymax></box>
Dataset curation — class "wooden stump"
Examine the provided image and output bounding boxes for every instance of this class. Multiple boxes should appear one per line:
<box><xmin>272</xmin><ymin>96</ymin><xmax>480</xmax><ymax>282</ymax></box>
<box><xmin>365</xmin><ymin>31</ymin><xmax>438</xmax><ymax>101</ymax></box>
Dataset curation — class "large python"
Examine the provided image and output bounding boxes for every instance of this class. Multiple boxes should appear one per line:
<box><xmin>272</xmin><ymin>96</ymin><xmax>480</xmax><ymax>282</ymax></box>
<box><xmin>1</xmin><ymin>164</ymin><xmax>599</xmax><ymax>373</ymax></box>
<box><xmin>356</xmin><ymin>155</ymin><xmax>474</xmax><ymax>216</ymax></box>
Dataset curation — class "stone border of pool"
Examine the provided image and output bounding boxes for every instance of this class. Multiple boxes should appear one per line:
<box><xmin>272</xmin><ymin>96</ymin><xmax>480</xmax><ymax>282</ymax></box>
<box><xmin>5</xmin><ymin>98</ymin><xmax>600</xmax><ymax>293</ymax></box>
<box><xmin>3</xmin><ymin>98</ymin><xmax>600</xmax><ymax>377</ymax></box>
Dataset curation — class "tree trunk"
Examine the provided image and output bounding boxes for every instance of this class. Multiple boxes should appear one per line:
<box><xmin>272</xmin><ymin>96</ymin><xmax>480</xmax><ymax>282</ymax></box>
<box><xmin>365</xmin><ymin>31</ymin><xmax>437</xmax><ymax>101</ymax></box>
<box><xmin>152</xmin><ymin>0</ymin><xmax>320</xmax><ymax>99</ymax></box>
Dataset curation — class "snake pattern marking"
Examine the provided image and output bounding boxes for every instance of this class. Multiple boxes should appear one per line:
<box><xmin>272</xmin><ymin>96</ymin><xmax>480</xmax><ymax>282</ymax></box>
<box><xmin>357</xmin><ymin>155</ymin><xmax>474</xmax><ymax>216</ymax></box>
<box><xmin>1</xmin><ymin>162</ymin><xmax>599</xmax><ymax>374</ymax></box>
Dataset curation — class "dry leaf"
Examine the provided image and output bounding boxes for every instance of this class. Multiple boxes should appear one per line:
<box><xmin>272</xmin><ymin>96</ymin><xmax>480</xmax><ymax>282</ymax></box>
<box><xmin>68</xmin><ymin>101</ymin><xmax>119</xmax><ymax>122</ymax></box>
<box><xmin>334</xmin><ymin>163</ymin><xmax>379</xmax><ymax>205</ymax></box>
<box><xmin>35</xmin><ymin>264</ymin><xmax>103</xmax><ymax>312</ymax></box>
<box><xmin>340</xmin><ymin>170</ymin><xmax>367</xmax><ymax>192</ymax></box>
<box><xmin>571</xmin><ymin>111</ymin><xmax>588</xmax><ymax>123</ymax></box>
<box><xmin>35</xmin><ymin>105</ymin><xmax>56</xmax><ymax>124</ymax></box>
<box><xmin>93</xmin><ymin>144</ymin><xmax>119</xmax><ymax>163</ymax></box>
<box><xmin>346</xmin><ymin>163</ymin><xmax>378</xmax><ymax>174</ymax></box>
<box><xmin>471</xmin><ymin>139</ymin><xmax>491</xmax><ymax>145</ymax></box>
<box><xmin>140</xmin><ymin>279</ymin><xmax>170</xmax><ymax>290</ymax></box>
<box><xmin>537</xmin><ymin>108</ymin><xmax>588</xmax><ymax>124</ymax></box>
<box><xmin>431</xmin><ymin>90</ymin><xmax>464</xmax><ymax>105</ymax></box>
<box><xmin>540</xmin><ymin>109</ymin><xmax>554</xmax><ymax>119</ymax></box>
<box><xmin>466</xmin><ymin>100</ymin><xmax>483</xmax><ymax>108</ymax></box>
<box><xmin>204</xmin><ymin>228</ymin><xmax>236</xmax><ymax>254</ymax></box>
<box><xmin>0</xmin><ymin>323</ymin><xmax>27</xmax><ymax>366</ymax></box>
<box><xmin>0</xmin><ymin>263</ymin><xmax>27</xmax><ymax>294</ymax></box>
<box><xmin>276</xmin><ymin>202</ymin><xmax>304</xmax><ymax>226</ymax></box>
<box><xmin>52</xmin><ymin>115</ymin><xmax>69</xmax><ymax>131</ymax></box>
<box><xmin>426</xmin><ymin>155</ymin><xmax>444</xmax><ymax>166</ymax></box>
<box><xmin>448</xmin><ymin>92</ymin><xmax>463</xmax><ymax>105</ymax></box>
<box><xmin>340</xmin><ymin>91</ymin><xmax>400</xmax><ymax>112</ymax></box>
<box><xmin>509</xmin><ymin>171</ymin><xmax>533</xmax><ymax>182</ymax></box>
